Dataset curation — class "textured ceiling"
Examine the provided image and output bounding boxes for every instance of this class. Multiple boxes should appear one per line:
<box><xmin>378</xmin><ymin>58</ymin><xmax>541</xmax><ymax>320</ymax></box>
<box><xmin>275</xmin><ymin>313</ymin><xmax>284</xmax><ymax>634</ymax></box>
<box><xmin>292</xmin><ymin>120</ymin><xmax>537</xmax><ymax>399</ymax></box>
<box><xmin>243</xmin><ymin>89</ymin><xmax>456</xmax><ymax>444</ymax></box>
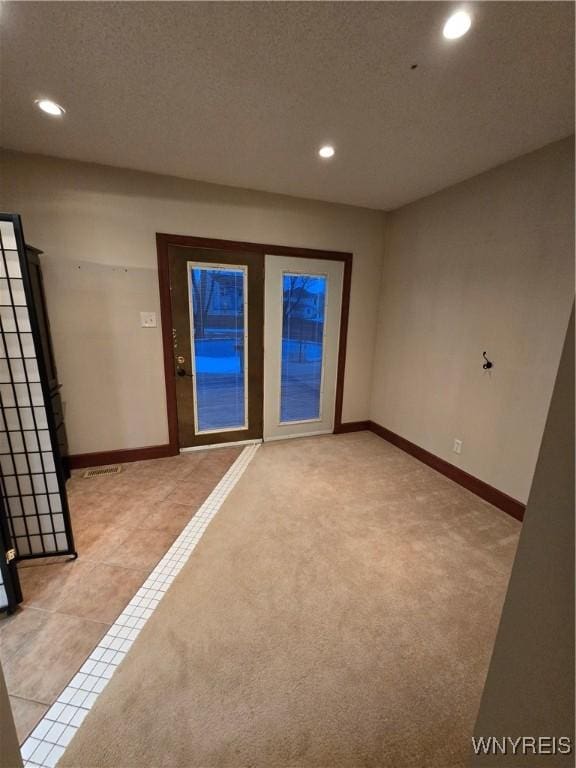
<box><xmin>1</xmin><ymin>2</ymin><xmax>573</xmax><ymax>210</ymax></box>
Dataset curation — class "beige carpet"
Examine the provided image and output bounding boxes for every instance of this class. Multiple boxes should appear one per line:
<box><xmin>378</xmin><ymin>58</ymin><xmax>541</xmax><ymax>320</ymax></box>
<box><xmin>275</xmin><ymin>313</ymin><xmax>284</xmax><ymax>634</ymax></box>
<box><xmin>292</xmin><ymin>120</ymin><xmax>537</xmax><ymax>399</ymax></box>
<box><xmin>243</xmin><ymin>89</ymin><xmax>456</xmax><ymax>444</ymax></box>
<box><xmin>60</xmin><ymin>433</ymin><xmax>519</xmax><ymax>768</ymax></box>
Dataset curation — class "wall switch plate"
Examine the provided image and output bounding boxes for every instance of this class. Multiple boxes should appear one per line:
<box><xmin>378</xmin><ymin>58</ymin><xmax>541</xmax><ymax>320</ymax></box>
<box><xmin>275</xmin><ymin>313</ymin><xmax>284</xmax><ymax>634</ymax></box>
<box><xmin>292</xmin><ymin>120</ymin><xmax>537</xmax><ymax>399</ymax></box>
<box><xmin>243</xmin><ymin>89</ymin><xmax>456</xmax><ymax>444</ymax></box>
<box><xmin>453</xmin><ymin>439</ymin><xmax>463</xmax><ymax>455</ymax></box>
<box><xmin>140</xmin><ymin>312</ymin><xmax>157</xmax><ymax>328</ymax></box>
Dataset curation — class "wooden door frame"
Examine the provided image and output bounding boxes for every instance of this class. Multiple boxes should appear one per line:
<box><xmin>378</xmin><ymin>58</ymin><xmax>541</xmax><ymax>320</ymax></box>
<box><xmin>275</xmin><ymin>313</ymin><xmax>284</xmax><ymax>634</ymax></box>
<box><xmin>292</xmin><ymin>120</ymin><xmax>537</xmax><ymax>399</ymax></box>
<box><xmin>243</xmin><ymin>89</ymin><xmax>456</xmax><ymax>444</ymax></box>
<box><xmin>156</xmin><ymin>233</ymin><xmax>353</xmax><ymax>454</ymax></box>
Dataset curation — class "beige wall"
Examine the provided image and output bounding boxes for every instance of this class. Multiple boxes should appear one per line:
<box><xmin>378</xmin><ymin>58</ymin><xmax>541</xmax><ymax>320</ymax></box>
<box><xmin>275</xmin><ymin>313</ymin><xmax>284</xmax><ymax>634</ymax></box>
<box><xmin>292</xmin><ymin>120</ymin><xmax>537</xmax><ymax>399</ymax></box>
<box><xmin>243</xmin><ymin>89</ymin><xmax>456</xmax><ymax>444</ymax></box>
<box><xmin>471</xmin><ymin>307</ymin><xmax>574</xmax><ymax>765</ymax></box>
<box><xmin>1</xmin><ymin>140</ymin><xmax>571</xmax><ymax>499</ymax></box>
<box><xmin>0</xmin><ymin>151</ymin><xmax>385</xmax><ymax>454</ymax></box>
<box><xmin>0</xmin><ymin>660</ymin><xmax>22</xmax><ymax>768</ymax></box>
<box><xmin>370</xmin><ymin>138</ymin><xmax>574</xmax><ymax>503</ymax></box>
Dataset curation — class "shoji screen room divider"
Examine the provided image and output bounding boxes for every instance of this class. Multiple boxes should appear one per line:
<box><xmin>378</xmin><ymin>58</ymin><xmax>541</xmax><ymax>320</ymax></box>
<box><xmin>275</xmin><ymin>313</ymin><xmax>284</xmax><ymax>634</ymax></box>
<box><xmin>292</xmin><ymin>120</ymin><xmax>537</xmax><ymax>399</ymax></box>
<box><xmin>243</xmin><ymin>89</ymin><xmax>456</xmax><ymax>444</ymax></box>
<box><xmin>0</xmin><ymin>214</ymin><xmax>75</xmax><ymax>608</ymax></box>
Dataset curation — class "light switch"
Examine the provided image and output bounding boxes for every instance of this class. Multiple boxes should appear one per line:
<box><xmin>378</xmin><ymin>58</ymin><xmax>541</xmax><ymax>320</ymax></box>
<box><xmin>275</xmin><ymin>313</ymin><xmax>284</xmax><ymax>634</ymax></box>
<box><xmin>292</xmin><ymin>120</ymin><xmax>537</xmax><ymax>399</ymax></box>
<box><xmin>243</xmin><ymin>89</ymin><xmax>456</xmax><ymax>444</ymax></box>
<box><xmin>140</xmin><ymin>312</ymin><xmax>157</xmax><ymax>328</ymax></box>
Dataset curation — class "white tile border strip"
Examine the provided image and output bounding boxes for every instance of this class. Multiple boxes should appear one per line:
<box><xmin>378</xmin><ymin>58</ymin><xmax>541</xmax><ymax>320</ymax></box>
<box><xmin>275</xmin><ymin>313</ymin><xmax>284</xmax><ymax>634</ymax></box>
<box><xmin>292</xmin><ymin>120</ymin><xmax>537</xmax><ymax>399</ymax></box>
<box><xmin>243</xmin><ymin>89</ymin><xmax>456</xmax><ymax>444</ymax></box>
<box><xmin>21</xmin><ymin>443</ymin><xmax>260</xmax><ymax>768</ymax></box>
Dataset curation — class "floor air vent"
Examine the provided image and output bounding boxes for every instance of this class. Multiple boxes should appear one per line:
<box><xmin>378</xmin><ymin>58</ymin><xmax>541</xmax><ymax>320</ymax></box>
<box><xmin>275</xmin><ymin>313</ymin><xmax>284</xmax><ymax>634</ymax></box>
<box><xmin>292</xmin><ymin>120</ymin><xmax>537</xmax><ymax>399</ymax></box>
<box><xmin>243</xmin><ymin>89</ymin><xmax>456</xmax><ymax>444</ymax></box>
<box><xmin>83</xmin><ymin>465</ymin><xmax>123</xmax><ymax>479</ymax></box>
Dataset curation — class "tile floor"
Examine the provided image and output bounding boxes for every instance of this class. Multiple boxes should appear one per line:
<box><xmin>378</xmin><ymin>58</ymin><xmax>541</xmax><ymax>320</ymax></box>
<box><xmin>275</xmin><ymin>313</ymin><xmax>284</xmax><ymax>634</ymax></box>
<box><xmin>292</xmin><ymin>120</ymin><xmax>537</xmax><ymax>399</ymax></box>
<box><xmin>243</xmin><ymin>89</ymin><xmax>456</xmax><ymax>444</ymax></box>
<box><xmin>0</xmin><ymin>445</ymin><xmax>244</xmax><ymax>745</ymax></box>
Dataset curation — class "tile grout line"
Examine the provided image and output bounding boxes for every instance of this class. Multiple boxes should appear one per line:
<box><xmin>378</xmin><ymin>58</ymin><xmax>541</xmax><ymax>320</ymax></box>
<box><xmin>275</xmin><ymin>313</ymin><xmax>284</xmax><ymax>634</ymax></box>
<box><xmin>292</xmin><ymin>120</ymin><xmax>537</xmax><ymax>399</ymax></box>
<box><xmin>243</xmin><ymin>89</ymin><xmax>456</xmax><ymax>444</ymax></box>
<box><xmin>9</xmin><ymin>605</ymin><xmax>112</xmax><ymax>626</ymax></box>
<box><xmin>20</xmin><ymin>444</ymin><xmax>260</xmax><ymax>768</ymax></box>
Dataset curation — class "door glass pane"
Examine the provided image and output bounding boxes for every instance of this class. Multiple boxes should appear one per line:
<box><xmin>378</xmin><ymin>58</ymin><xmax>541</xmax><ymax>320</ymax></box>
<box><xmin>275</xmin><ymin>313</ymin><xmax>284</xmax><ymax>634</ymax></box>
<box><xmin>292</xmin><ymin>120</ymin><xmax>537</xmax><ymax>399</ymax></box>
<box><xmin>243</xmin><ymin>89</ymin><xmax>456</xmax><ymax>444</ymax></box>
<box><xmin>189</xmin><ymin>266</ymin><xmax>246</xmax><ymax>432</ymax></box>
<box><xmin>280</xmin><ymin>273</ymin><xmax>326</xmax><ymax>423</ymax></box>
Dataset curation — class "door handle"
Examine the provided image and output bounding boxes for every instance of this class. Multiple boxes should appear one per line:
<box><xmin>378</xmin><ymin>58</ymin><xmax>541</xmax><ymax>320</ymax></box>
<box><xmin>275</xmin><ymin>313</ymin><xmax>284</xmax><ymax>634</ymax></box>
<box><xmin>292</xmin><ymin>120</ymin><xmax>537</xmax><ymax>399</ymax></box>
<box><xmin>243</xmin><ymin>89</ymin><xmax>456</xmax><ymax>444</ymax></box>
<box><xmin>175</xmin><ymin>355</ymin><xmax>192</xmax><ymax>378</ymax></box>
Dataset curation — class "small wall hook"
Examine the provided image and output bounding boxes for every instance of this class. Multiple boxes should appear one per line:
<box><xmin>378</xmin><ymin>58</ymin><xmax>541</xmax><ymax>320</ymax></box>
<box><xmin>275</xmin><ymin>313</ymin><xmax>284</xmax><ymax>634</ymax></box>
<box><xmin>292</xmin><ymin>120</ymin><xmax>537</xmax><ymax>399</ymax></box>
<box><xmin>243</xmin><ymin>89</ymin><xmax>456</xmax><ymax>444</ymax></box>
<box><xmin>482</xmin><ymin>351</ymin><xmax>493</xmax><ymax>370</ymax></box>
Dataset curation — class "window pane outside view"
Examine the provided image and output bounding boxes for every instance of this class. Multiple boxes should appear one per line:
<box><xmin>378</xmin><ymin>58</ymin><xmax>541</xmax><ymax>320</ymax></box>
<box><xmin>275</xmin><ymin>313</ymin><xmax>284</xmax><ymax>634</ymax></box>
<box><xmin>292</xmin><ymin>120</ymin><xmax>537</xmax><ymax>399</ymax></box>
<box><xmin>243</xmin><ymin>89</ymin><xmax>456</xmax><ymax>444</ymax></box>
<box><xmin>280</xmin><ymin>274</ymin><xmax>327</xmax><ymax>422</ymax></box>
<box><xmin>190</xmin><ymin>267</ymin><xmax>246</xmax><ymax>432</ymax></box>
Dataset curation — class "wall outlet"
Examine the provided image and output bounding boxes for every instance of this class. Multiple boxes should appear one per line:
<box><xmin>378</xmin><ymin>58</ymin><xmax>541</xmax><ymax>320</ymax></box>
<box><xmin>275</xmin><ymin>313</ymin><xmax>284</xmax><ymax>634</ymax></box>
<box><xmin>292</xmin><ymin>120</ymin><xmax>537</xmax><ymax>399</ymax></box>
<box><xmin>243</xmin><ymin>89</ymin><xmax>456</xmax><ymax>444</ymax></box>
<box><xmin>140</xmin><ymin>311</ymin><xmax>157</xmax><ymax>328</ymax></box>
<box><xmin>453</xmin><ymin>438</ymin><xmax>463</xmax><ymax>455</ymax></box>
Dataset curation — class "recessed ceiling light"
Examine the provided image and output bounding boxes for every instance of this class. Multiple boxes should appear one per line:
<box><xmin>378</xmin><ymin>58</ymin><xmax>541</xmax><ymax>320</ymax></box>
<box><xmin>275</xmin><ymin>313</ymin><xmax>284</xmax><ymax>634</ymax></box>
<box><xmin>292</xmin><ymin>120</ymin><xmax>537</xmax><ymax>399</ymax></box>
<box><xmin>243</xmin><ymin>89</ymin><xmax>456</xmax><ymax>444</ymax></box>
<box><xmin>443</xmin><ymin>10</ymin><xmax>472</xmax><ymax>40</ymax></box>
<box><xmin>319</xmin><ymin>145</ymin><xmax>335</xmax><ymax>159</ymax></box>
<box><xmin>35</xmin><ymin>99</ymin><xmax>66</xmax><ymax>116</ymax></box>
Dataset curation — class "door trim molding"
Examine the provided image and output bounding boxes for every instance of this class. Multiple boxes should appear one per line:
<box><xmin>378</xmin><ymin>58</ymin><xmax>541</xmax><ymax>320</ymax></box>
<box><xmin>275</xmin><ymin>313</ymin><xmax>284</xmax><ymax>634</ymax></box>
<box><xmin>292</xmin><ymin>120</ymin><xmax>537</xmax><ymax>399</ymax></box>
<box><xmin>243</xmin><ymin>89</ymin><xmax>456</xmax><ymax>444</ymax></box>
<box><xmin>336</xmin><ymin>420</ymin><xmax>526</xmax><ymax>521</ymax></box>
<box><xmin>156</xmin><ymin>233</ymin><xmax>353</xmax><ymax>451</ymax></box>
<box><xmin>157</xmin><ymin>234</ymin><xmax>181</xmax><ymax>454</ymax></box>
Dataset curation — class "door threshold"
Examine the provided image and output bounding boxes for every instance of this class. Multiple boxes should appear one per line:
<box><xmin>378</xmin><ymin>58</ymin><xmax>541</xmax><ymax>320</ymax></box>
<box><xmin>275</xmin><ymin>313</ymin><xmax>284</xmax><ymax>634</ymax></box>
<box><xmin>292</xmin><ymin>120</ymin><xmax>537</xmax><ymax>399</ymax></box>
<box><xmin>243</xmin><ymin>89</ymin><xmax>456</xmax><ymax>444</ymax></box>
<box><xmin>263</xmin><ymin>429</ymin><xmax>333</xmax><ymax>442</ymax></box>
<box><xmin>180</xmin><ymin>439</ymin><xmax>263</xmax><ymax>453</ymax></box>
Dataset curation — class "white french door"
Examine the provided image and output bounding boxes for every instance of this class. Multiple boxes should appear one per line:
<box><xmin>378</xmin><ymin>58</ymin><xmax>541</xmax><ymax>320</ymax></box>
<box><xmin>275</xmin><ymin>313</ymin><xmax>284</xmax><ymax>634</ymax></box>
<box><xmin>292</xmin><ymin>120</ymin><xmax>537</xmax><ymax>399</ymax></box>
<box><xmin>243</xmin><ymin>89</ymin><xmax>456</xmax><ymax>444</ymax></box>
<box><xmin>263</xmin><ymin>255</ymin><xmax>344</xmax><ymax>441</ymax></box>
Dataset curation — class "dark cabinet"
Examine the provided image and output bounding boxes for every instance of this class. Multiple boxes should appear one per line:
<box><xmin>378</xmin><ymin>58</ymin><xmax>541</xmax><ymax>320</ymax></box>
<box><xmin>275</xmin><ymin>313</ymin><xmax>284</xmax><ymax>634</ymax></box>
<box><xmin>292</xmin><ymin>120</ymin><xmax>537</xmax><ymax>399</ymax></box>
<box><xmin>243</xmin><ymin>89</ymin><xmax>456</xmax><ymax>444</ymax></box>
<box><xmin>25</xmin><ymin>246</ymin><xmax>70</xmax><ymax>479</ymax></box>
